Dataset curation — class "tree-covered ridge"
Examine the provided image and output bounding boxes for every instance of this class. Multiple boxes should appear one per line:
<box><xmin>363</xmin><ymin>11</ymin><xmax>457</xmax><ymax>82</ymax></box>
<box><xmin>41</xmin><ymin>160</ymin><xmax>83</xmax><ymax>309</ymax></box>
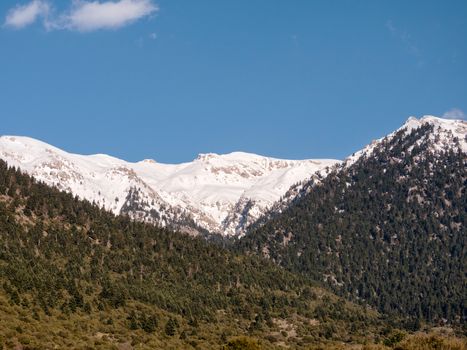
<box><xmin>239</xmin><ymin>123</ymin><xmax>466</xmax><ymax>326</ymax></box>
<box><xmin>0</xmin><ymin>159</ymin><xmax>390</xmax><ymax>349</ymax></box>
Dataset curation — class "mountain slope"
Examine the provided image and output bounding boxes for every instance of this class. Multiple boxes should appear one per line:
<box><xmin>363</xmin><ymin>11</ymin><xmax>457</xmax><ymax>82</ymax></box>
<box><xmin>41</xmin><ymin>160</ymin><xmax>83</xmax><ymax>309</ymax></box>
<box><xmin>0</xmin><ymin>136</ymin><xmax>339</xmax><ymax>236</ymax></box>
<box><xmin>238</xmin><ymin>116</ymin><xmax>467</xmax><ymax>325</ymax></box>
<box><xmin>265</xmin><ymin>116</ymin><xmax>466</xmax><ymax>212</ymax></box>
<box><xmin>0</xmin><ymin>158</ymin><xmax>393</xmax><ymax>349</ymax></box>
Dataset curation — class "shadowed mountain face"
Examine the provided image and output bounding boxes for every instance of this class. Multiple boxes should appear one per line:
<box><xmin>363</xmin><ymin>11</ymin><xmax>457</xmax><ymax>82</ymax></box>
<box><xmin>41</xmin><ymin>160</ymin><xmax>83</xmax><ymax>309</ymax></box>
<box><xmin>0</xmin><ymin>136</ymin><xmax>338</xmax><ymax>237</ymax></box>
<box><xmin>239</xmin><ymin>117</ymin><xmax>467</xmax><ymax>325</ymax></box>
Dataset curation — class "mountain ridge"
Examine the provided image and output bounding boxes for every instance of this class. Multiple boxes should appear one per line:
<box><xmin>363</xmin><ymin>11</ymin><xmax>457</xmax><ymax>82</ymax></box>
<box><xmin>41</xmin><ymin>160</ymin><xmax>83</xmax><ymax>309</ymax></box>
<box><xmin>0</xmin><ymin>115</ymin><xmax>464</xmax><ymax>237</ymax></box>
<box><xmin>0</xmin><ymin>135</ymin><xmax>339</xmax><ymax>237</ymax></box>
<box><xmin>260</xmin><ymin>115</ymin><xmax>466</xmax><ymax>219</ymax></box>
<box><xmin>345</xmin><ymin>115</ymin><xmax>466</xmax><ymax>166</ymax></box>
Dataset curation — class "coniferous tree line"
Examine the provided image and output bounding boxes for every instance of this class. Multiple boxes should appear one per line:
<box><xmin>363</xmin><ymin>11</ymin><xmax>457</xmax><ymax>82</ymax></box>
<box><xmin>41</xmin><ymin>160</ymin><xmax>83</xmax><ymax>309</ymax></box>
<box><xmin>238</xmin><ymin>124</ymin><xmax>466</xmax><ymax>327</ymax></box>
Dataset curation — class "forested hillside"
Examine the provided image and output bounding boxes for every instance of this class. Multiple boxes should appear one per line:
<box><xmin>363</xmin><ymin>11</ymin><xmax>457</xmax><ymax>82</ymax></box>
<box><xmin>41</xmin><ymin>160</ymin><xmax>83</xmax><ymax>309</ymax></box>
<box><xmin>239</xmin><ymin>123</ymin><xmax>467</xmax><ymax>327</ymax></box>
<box><xmin>0</xmin><ymin>159</ymin><xmax>392</xmax><ymax>349</ymax></box>
<box><xmin>0</xmin><ymin>122</ymin><xmax>465</xmax><ymax>349</ymax></box>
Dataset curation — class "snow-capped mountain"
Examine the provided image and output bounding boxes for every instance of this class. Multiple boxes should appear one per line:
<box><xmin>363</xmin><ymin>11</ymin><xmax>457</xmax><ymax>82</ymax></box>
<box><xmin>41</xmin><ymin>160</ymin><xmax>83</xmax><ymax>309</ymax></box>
<box><xmin>2</xmin><ymin>116</ymin><xmax>461</xmax><ymax>236</ymax></box>
<box><xmin>237</xmin><ymin>115</ymin><xmax>467</xmax><ymax>324</ymax></box>
<box><xmin>345</xmin><ymin>115</ymin><xmax>467</xmax><ymax>165</ymax></box>
<box><xmin>264</xmin><ymin>115</ymin><xmax>467</xmax><ymax>214</ymax></box>
<box><xmin>0</xmin><ymin>136</ymin><xmax>339</xmax><ymax>236</ymax></box>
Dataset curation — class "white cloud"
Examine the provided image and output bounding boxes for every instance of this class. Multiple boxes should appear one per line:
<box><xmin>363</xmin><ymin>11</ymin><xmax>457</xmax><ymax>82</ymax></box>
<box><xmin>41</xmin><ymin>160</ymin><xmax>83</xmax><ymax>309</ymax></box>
<box><xmin>4</xmin><ymin>0</ymin><xmax>50</xmax><ymax>29</ymax></box>
<box><xmin>443</xmin><ymin>108</ymin><xmax>466</xmax><ymax>120</ymax></box>
<box><xmin>4</xmin><ymin>0</ymin><xmax>158</xmax><ymax>31</ymax></box>
<box><xmin>62</xmin><ymin>0</ymin><xmax>157</xmax><ymax>31</ymax></box>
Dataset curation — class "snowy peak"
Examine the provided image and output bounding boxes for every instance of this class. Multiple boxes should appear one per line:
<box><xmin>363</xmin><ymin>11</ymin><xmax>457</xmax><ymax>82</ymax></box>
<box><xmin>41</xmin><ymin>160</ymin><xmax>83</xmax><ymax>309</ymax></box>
<box><xmin>402</xmin><ymin>115</ymin><xmax>466</xmax><ymax>136</ymax></box>
<box><xmin>264</xmin><ymin>115</ymin><xmax>467</xmax><ymax>223</ymax></box>
<box><xmin>398</xmin><ymin>115</ymin><xmax>467</xmax><ymax>156</ymax></box>
<box><xmin>345</xmin><ymin>116</ymin><xmax>467</xmax><ymax>166</ymax></box>
<box><xmin>0</xmin><ymin>135</ymin><xmax>339</xmax><ymax>236</ymax></box>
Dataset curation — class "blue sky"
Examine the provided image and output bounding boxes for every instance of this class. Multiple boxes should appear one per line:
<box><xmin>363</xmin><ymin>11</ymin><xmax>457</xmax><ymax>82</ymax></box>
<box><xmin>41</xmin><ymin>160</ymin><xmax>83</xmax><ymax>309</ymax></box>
<box><xmin>0</xmin><ymin>0</ymin><xmax>466</xmax><ymax>163</ymax></box>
